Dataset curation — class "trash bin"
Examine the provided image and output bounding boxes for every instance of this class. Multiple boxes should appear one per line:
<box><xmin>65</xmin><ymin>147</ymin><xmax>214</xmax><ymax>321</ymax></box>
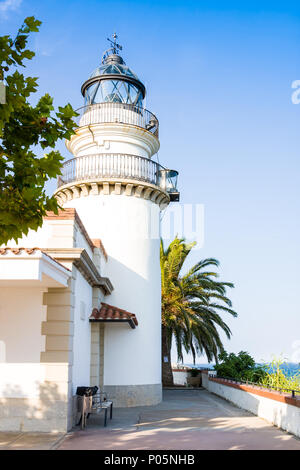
<box><xmin>76</xmin><ymin>386</ymin><xmax>98</xmax><ymax>397</ymax></box>
<box><xmin>76</xmin><ymin>386</ymin><xmax>98</xmax><ymax>429</ymax></box>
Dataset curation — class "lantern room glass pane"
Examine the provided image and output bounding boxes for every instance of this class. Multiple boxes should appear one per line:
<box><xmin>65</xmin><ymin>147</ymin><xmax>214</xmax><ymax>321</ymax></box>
<box><xmin>157</xmin><ymin>169</ymin><xmax>179</xmax><ymax>193</ymax></box>
<box><xmin>85</xmin><ymin>80</ymin><xmax>143</xmax><ymax>106</ymax></box>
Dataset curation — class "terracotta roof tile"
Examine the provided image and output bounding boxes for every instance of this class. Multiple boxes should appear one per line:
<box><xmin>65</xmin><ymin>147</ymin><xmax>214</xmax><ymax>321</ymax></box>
<box><xmin>0</xmin><ymin>247</ymin><xmax>39</xmax><ymax>255</ymax></box>
<box><xmin>90</xmin><ymin>302</ymin><xmax>138</xmax><ymax>328</ymax></box>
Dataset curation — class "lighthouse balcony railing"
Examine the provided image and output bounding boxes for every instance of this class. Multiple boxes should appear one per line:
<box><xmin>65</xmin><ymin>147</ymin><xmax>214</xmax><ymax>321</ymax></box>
<box><xmin>75</xmin><ymin>103</ymin><xmax>159</xmax><ymax>138</ymax></box>
<box><xmin>57</xmin><ymin>153</ymin><xmax>177</xmax><ymax>195</ymax></box>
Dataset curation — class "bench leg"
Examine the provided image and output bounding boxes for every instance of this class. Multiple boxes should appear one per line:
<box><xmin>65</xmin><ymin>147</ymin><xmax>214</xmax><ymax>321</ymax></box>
<box><xmin>104</xmin><ymin>408</ymin><xmax>107</xmax><ymax>427</ymax></box>
<box><xmin>110</xmin><ymin>403</ymin><xmax>113</xmax><ymax>419</ymax></box>
<box><xmin>81</xmin><ymin>396</ymin><xmax>87</xmax><ymax>430</ymax></box>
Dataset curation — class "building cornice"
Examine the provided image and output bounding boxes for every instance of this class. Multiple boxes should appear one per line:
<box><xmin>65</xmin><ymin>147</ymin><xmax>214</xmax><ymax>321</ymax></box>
<box><xmin>0</xmin><ymin>248</ymin><xmax>71</xmax><ymax>287</ymax></box>
<box><xmin>54</xmin><ymin>179</ymin><xmax>170</xmax><ymax>210</ymax></box>
<box><xmin>43</xmin><ymin>248</ymin><xmax>113</xmax><ymax>295</ymax></box>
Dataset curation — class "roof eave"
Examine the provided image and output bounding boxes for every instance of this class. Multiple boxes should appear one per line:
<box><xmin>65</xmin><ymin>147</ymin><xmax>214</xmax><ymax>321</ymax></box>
<box><xmin>89</xmin><ymin>318</ymin><xmax>136</xmax><ymax>329</ymax></box>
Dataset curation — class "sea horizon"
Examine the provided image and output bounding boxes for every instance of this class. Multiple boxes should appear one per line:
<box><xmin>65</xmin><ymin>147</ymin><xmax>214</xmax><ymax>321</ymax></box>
<box><xmin>177</xmin><ymin>362</ymin><xmax>300</xmax><ymax>376</ymax></box>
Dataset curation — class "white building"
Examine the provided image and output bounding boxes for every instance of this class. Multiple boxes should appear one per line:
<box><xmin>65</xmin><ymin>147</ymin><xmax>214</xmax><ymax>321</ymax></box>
<box><xmin>0</xmin><ymin>37</ymin><xmax>179</xmax><ymax>432</ymax></box>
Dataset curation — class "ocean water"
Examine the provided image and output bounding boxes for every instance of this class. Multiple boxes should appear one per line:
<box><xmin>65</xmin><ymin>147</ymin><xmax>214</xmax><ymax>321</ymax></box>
<box><xmin>182</xmin><ymin>362</ymin><xmax>300</xmax><ymax>377</ymax></box>
<box><xmin>265</xmin><ymin>362</ymin><xmax>300</xmax><ymax>377</ymax></box>
<box><xmin>183</xmin><ymin>363</ymin><xmax>215</xmax><ymax>370</ymax></box>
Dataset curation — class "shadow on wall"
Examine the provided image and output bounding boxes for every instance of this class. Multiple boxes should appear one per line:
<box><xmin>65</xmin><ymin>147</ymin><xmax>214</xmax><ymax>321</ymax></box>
<box><xmin>105</xmin><ymin>253</ymin><xmax>160</xmax><ymax>315</ymax></box>
<box><xmin>0</xmin><ymin>381</ymin><xmax>70</xmax><ymax>433</ymax></box>
<box><xmin>99</xmin><ymin>253</ymin><xmax>162</xmax><ymax>402</ymax></box>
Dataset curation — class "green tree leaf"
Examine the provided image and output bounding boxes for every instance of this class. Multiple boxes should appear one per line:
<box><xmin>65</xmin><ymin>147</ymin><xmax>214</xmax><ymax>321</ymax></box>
<box><xmin>0</xmin><ymin>17</ymin><xmax>77</xmax><ymax>244</ymax></box>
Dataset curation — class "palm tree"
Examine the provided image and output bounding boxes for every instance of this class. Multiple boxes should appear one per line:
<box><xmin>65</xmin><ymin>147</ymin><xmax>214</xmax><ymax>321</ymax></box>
<box><xmin>160</xmin><ymin>237</ymin><xmax>237</xmax><ymax>386</ymax></box>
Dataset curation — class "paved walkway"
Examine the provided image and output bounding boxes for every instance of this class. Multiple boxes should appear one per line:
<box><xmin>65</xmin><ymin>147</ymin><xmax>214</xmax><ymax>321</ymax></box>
<box><xmin>58</xmin><ymin>389</ymin><xmax>300</xmax><ymax>450</ymax></box>
<box><xmin>0</xmin><ymin>432</ymin><xmax>65</xmax><ymax>450</ymax></box>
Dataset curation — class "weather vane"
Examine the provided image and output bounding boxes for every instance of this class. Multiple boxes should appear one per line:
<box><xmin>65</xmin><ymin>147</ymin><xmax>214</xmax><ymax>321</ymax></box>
<box><xmin>107</xmin><ymin>33</ymin><xmax>122</xmax><ymax>55</ymax></box>
<box><xmin>102</xmin><ymin>33</ymin><xmax>123</xmax><ymax>63</ymax></box>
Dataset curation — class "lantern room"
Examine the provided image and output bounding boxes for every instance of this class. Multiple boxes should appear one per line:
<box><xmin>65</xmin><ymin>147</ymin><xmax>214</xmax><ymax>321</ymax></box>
<box><xmin>81</xmin><ymin>44</ymin><xmax>145</xmax><ymax>108</ymax></box>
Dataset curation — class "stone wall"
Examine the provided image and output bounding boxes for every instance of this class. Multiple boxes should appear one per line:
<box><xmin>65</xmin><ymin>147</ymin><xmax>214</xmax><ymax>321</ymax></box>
<box><xmin>103</xmin><ymin>384</ymin><xmax>162</xmax><ymax>408</ymax></box>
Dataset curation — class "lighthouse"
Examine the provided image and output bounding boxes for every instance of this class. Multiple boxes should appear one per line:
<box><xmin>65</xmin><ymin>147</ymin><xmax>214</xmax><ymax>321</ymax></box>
<box><xmin>54</xmin><ymin>35</ymin><xmax>179</xmax><ymax>407</ymax></box>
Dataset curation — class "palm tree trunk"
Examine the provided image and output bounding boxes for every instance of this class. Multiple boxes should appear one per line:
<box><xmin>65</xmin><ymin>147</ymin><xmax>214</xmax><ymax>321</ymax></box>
<box><xmin>161</xmin><ymin>325</ymin><xmax>174</xmax><ymax>386</ymax></box>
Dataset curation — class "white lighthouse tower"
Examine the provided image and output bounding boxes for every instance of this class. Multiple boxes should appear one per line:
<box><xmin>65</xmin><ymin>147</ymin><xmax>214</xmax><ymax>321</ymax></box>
<box><xmin>55</xmin><ymin>35</ymin><xmax>179</xmax><ymax>407</ymax></box>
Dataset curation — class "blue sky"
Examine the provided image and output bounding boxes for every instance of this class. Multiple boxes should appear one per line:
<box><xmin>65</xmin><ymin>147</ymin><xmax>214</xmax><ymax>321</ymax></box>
<box><xmin>1</xmin><ymin>0</ymin><xmax>300</xmax><ymax>364</ymax></box>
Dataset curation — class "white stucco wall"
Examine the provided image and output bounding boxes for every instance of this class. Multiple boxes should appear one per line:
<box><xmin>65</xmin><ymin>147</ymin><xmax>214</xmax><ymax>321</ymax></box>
<box><xmin>173</xmin><ymin>370</ymin><xmax>189</xmax><ymax>385</ymax></box>
<box><xmin>64</xmin><ymin>194</ymin><xmax>161</xmax><ymax>387</ymax></box>
<box><xmin>72</xmin><ymin>269</ymin><xmax>93</xmax><ymax>393</ymax></box>
<box><xmin>0</xmin><ymin>287</ymin><xmax>47</xmax><ymax>402</ymax></box>
<box><xmin>4</xmin><ymin>219</ymin><xmax>75</xmax><ymax>249</ymax></box>
<box><xmin>0</xmin><ymin>253</ymin><xmax>70</xmax><ymax>288</ymax></box>
<box><xmin>74</xmin><ymin>222</ymin><xmax>94</xmax><ymax>260</ymax></box>
<box><xmin>202</xmin><ymin>374</ymin><xmax>300</xmax><ymax>438</ymax></box>
<box><xmin>67</xmin><ymin>123</ymin><xmax>159</xmax><ymax>159</ymax></box>
<box><xmin>0</xmin><ymin>363</ymin><xmax>50</xmax><ymax>398</ymax></box>
<box><xmin>201</xmin><ymin>372</ymin><xmax>209</xmax><ymax>389</ymax></box>
<box><xmin>0</xmin><ymin>287</ymin><xmax>46</xmax><ymax>364</ymax></box>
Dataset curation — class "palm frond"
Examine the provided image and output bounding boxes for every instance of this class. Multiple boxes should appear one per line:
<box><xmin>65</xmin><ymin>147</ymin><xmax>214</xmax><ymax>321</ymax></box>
<box><xmin>161</xmin><ymin>237</ymin><xmax>237</xmax><ymax>363</ymax></box>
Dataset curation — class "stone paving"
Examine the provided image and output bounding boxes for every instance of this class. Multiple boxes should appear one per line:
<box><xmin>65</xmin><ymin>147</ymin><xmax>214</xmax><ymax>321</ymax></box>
<box><xmin>0</xmin><ymin>431</ymin><xmax>64</xmax><ymax>450</ymax></box>
<box><xmin>58</xmin><ymin>389</ymin><xmax>300</xmax><ymax>450</ymax></box>
<box><xmin>1</xmin><ymin>390</ymin><xmax>299</xmax><ymax>450</ymax></box>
